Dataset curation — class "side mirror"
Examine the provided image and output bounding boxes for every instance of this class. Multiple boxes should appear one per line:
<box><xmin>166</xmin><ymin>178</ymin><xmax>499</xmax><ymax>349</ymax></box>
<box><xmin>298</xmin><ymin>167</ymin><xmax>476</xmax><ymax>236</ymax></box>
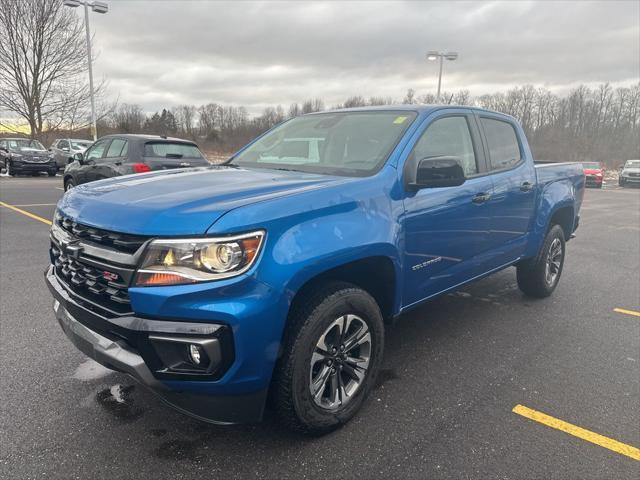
<box><xmin>408</xmin><ymin>156</ymin><xmax>466</xmax><ymax>190</ymax></box>
<box><xmin>74</xmin><ymin>152</ymin><xmax>84</xmax><ymax>164</ymax></box>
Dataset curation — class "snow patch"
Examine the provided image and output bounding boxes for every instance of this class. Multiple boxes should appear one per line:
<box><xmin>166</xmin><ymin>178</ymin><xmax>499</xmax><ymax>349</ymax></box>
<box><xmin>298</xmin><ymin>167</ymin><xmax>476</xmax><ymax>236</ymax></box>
<box><xmin>73</xmin><ymin>359</ymin><xmax>113</xmax><ymax>381</ymax></box>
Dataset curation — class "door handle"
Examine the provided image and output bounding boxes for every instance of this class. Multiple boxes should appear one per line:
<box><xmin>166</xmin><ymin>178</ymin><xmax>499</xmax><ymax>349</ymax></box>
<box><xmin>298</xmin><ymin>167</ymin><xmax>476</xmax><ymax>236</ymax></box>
<box><xmin>520</xmin><ymin>181</ymin><xmax>534</xmax><ymax>192</ymax></box>
<box><xmin>472</xmin><ymin>192</ymin><xmax>492</xmax><ymax>204</ymax></box>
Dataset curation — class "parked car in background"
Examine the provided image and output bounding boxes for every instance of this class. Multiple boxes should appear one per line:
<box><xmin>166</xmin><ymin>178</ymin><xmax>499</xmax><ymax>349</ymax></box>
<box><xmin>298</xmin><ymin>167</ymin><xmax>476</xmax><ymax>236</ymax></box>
<box><xmin>49</xmin><ymin>138</ymin><xmax>94</xmax><ymax>171</ymax></box>
<box><xmin>62</xmin><ymin>134</ymin><xmax>209</xmax><ymax>191</ymax></box>
<box><xmin>582</xmin><ymin>162</ymin><xmax>604</xmax><ymax>188</ymax></box>
<box><xmin>47</xmin><ymin>106</ymin><xmax>585</xmax><ymax>433</ymax></box>
<box><xmin>0</xmin><ymin>138</ymin><xmax>57</xmax><ymax>176</ymax></box>
<box><xmin>619</xmin><ymin>159</ymin><xmax>640</xmax><ymax>187</ymax></box>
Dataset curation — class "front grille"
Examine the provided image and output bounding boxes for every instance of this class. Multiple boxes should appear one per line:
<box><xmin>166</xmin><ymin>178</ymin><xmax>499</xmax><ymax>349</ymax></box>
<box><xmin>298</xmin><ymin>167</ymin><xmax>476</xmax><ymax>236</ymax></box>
<box><xmin>629</xmin><ymin>172</ymin><xmax>640</xmax><ymax>177</ymax></box>
<box><xmin>56</xmin><ymin>213</ymin><xmax>146</xmax><ymax>254</ymax></box>
<box><xmin>25</xmin><ymin>156</ymin><xmax>49</xmax><ymax>163</ymax></box>
<box><xmin>51</xmin><ymin>243</ymin><xmax>133</xmax><ymax>315</ymax></box>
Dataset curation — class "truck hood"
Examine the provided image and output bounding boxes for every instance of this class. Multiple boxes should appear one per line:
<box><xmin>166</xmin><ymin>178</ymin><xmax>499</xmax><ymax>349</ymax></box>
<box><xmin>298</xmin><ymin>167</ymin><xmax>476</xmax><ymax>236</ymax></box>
<box><xmin>622</xmin><ymin>167</ymin><xmax>640</xmax><ymax>174</ymax></box>
<box><xmin>58</xmin><ymin>166</ymin><xmax>345</xmax><ymax>235</ymax></box>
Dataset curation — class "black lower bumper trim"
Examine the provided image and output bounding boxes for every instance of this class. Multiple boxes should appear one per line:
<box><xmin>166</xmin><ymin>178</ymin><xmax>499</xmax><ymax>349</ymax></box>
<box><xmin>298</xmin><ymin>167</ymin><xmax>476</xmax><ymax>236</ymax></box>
<box><xmin>45</xmin><ymin>266</ymin><xmax>265</xmax><ymax>424</ymax></box>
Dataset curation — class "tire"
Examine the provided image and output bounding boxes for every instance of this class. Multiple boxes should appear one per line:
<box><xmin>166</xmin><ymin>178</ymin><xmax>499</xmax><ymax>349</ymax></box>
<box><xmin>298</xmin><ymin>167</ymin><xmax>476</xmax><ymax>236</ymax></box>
<box><xmin>48</xmin><ymin>170</ymin><xmax>57</xmax><ymax>177</ymax></box>
<box><xmin>619</xmin><ymin>178</ymin><xmax>625</xmax><ymax>187</ymax></box>
<box><xmin>64</xmin><ymin>178</ymin><xmax>75</xmax><ymax>191</ymax></box>
<box><xmin>272</xmin><ymin>281</ymin><xmax>384</xmax><ymax>435</ymax></box>
<box><xmin>517</xmin><ymin>224</ymin><xmax>566</xmax><ymax>298</ymax></box>
<box><xmin>7</xmin><ymin>161</ymin><xmax>15</xmax><ymax>176</ymax></box>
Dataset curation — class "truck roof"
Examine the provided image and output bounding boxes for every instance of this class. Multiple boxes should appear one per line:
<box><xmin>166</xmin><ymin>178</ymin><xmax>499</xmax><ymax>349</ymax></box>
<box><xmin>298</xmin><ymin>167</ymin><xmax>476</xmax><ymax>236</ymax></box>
<box><xmin>314</xmin><ymin>104</ymin><xmax>515</xmax><ymax>120</ymax></box>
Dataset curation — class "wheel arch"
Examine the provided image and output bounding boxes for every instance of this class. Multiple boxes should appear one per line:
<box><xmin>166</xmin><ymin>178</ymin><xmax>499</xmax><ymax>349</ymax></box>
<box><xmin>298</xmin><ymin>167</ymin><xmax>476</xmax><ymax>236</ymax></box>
<box><xmin>286</xmin><ymin>255</ymin><xmax>399</xmax><ymax>324</ymax></box>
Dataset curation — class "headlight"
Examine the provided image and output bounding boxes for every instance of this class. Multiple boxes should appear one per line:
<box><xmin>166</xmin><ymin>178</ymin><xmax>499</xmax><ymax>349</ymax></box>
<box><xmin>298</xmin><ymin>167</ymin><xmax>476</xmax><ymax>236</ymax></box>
<box><xmin>134</xmin><ymin>231</ymin><xmax>265</xmax><ymax>286</ymax></box>
<box><xmin>10</xmin><ymin>153</ymin><xmax>22</xmax><ymax>159</ymax></box>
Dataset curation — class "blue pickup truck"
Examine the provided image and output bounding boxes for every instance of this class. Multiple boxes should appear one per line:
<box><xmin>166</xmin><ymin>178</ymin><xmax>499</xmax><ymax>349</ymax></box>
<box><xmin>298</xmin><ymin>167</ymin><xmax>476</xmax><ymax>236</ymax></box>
<box><xmin>46</xmin><ymin>106</ymin><xmax>584</xmax><ymax>434</ymax></box>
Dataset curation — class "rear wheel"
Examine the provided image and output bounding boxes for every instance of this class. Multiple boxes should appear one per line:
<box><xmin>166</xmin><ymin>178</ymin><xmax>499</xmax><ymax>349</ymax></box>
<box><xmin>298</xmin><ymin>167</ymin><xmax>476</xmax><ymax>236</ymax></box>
<box><xmin>517</xmin><ymin>224</ymin><xmax>566</xmax><ymax>298</ymax></box>
<box><xmin>272</xmin><ymin>282</ymin><xmax>384</xmax><ymax>435</ymax></box>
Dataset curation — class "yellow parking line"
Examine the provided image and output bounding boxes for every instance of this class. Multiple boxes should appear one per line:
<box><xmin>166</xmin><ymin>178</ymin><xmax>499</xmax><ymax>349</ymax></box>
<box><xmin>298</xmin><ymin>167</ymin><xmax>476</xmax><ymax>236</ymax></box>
<box><xmin>13</xmin><ymin>203</ymin><xmax>57</xmax><ymax>207</ymax></box>
<box><xmin>513</xmin><ymin>404</ymin><xmax>640</xmax><ymax>461</ymax></box>
<box><xmin>614</xmin><ymin>308</ymin><xmax>640</xmax><ymax>318</ymax></box>
<box><xmin>0</xmin><ymin>201</ymin><xmax>52</xmax><ymax>226</ymax></box>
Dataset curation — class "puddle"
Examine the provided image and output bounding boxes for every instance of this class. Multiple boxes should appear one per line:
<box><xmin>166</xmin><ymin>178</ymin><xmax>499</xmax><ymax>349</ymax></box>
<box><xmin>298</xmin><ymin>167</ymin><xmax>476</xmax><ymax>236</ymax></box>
<box><xmin>73</xmin><ymin>359</ymin><xmax>113</xmax><ymax>381</ymax></box>
<box><xmin>96</xmin><ymin>384</ymin><xmax>145</xmax><ymax>422</ymax></box>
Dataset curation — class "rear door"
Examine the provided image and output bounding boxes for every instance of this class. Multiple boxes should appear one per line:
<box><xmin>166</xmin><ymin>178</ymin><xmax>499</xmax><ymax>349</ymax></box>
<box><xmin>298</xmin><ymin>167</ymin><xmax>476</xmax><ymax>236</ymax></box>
<box><xmin>477</xmin><ymin>114</ymin><xmax>536</xmax><ymax>268</ymax></box>
<box><xmin>401</xmin><ymin>110</ymin><xmax>495</xmax><ymax>307</ymax></box>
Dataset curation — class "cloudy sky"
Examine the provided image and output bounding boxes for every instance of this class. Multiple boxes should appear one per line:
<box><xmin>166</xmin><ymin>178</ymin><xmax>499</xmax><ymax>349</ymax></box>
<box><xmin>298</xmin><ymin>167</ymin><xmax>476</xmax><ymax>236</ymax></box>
<box><xmin>84</xmin><ymin>0</ymin><xmax>639</xmax><ymax>115</ymax></box>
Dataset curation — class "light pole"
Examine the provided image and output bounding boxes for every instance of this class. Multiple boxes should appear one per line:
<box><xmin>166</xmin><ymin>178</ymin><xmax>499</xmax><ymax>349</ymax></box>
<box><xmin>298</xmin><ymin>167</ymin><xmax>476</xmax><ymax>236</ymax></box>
<box><xmin>426</xmin><ymin>51</ymin><xmax>458</xmax><ymax>103</ymax></box>
<box><xmin>62</xmin><ymin>0</ymin><xmax>109</xmax><ymax>141</ymax></box>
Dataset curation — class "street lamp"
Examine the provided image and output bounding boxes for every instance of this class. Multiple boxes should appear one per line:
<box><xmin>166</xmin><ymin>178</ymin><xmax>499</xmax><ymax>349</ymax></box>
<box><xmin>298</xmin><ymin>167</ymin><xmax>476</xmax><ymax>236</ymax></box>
<box><xmin>62</xmin><ymin>0</ymin><xmax>109</xmax><ymax>141</ymax></box>
<box><xmin>426</xmin><ymin>50</ymin><xmax>458</xmax><ymax>103</ymax></box>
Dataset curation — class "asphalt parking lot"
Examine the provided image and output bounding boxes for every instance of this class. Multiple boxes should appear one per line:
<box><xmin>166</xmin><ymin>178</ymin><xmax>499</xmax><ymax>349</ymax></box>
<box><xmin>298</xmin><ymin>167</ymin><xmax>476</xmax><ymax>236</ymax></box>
<box><xmin>1</xmin><ymin>176</ymin><xmax>638</xmax><ymax>479</ymax></box>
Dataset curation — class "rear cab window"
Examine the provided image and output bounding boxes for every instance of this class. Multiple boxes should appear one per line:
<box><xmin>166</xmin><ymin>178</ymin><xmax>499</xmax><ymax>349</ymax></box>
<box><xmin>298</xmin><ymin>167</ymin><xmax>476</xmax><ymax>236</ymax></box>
<box><xmin>480</xmin><ymin>117</ymin><xmax>522</xmax><ymax>171</ymax></box>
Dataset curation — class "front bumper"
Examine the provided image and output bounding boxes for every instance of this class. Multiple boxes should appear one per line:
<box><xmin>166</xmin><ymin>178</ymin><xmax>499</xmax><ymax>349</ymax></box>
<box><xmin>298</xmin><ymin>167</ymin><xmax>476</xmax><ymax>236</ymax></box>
<box><xmin>45</xmin><ymin>266</ymin><xmax>268</xmax><ymax>424</ymax></box>
<box><xmin>585</xmin><ymin>175</ymin><xmax>603</xmax><ymax>186</ymax></box>
<box><xmin>11</xmin><ymin>161</ymin><xmax>56</xmax><ymax>172</ymax></box>
<box><xmin>621</xmin><ymin>175</ymin><xmax>640</xmax><ymax>183</ymax></box>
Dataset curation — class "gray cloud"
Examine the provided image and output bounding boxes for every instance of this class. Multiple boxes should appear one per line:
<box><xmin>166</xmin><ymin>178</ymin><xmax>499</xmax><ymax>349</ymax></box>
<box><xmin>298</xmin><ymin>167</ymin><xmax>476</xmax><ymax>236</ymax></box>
<box><xmin>87</xmin><ymin>0</ymin><xmax>639</xmax><ymax>114</ymax></box>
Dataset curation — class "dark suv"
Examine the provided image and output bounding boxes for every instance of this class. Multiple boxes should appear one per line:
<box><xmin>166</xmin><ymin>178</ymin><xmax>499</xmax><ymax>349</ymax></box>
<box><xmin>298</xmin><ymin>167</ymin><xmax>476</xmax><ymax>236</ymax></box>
<box><xmin>62</xmin><ymin>134</ymin><xmax>210</xmax><ymax>190</ymax></box>
<box><xmin>0</xmin><ymin>138</ymin><xmax>57</xmax><ymax>176</ymax></box>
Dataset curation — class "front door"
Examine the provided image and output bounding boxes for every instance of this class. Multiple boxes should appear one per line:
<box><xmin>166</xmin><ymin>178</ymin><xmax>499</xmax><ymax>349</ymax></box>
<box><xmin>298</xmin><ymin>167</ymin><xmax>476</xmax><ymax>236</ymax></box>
<box><xmin>401</xmin><ymin>112</ymin><xmax>494</xmax><ymax>308</ymax></box>
<box><xmin>79</xmin><ymin>139</ymin><xmax>110</xmax><ymax>184</ymax></box>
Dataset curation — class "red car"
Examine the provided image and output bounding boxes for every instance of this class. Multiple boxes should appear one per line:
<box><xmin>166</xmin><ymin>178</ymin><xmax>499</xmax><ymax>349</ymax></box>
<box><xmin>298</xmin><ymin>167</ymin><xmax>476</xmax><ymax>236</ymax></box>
<box><xmin>582</xmin><ymin>162</ymin><xmax>604</xmax><ymax>188</ymax></box>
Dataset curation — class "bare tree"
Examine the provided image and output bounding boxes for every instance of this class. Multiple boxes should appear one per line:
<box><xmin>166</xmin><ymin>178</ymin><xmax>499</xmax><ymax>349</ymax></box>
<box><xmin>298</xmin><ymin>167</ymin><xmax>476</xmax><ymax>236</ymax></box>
<box><xmin>111</xmin><ymin>103</ymin><xmax>145</xmax><ymax>133</ymax></box>
<box><xmin>0</xmin><ymin>0</ymin><xmax>97</xmax><ymax>136</ymax></box>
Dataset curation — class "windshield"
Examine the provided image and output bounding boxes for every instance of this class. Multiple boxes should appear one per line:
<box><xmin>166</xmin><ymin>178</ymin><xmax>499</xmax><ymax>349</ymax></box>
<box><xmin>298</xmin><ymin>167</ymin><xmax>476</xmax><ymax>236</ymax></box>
<box><xmin>144</xmin><ymin>142</ymin><xmax>203</xmax><ymax>159</ymax></box>
<box><xmin>231</xmin><ymin>111</ymin><xmax>418</xmax><ymax>176</ymax></box>
<box><xmin>625</xmin><ymin>160</ymin><xmax>640</xmax><ymax>168</ymax></box>
<box><xmin>71</xmin><ymin>140</ymin><xmax>92</xmax><ymax>150</ymax></box>
<box><xmin>582</xmin><ymin>162</ymin><xmax>601</xmax><ymax>169</ymax></box>
<box><xmin>8</xmin><ymin>139</ymin><xmax>45</xmax><ymax>150</ymax></box>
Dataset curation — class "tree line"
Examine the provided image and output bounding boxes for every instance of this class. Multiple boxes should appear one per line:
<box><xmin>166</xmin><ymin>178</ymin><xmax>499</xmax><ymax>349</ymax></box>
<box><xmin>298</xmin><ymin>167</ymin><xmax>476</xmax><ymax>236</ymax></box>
<box><xmin>100</xmin><ymin>83</ymin><xmax>639</xmax><ymax>164</ymax></box>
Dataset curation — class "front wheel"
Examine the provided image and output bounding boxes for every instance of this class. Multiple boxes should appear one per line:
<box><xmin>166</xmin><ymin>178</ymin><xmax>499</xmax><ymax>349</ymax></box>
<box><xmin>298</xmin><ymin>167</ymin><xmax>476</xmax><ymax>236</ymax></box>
<box><xmin>64</xmin><ymin>178</ymin><xmax>75</xmax><ymax>191</ymax></box>
<box><xmin>48</xmin><ymin>169</ymin><xmax>57</xmax><ymax>177</ymax></box>
<box><xmin>272</xmin><ymin>282</ymin><xmax>384</xmax><ymax>435</ymax></box>
<box><xmin>517</xmin><ymin>224</ymin><xmax>566</xmax><ymax>298</ymax></box>
<box><xmin>619</xmin><ymin>178</ymin><xmax>626</xmax><ymax>187</ymax></box>
<box><xmin>7</xmin><ymin>161</ymin><xmax>15</xmax><ymax>176</ymax></box>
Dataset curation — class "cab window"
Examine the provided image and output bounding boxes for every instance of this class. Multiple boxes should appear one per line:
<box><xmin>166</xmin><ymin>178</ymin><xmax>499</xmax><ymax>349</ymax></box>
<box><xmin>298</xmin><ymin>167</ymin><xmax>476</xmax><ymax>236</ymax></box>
<box><xmin>410</xmin><ymin>116</ymin><xmax>478</xmax><ymax>177</ymax></box>
<box><xmin>481</xmin><ymin>118</ymin><xmax>522</xmax><ymax>171</ymax></box>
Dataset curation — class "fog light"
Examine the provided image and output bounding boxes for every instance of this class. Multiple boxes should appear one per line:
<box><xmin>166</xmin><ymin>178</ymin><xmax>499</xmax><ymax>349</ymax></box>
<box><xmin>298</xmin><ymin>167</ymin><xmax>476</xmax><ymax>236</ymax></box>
<box><xmin>189</xmin><ymin>344</ymin><xmax>202</xmax><ymax>365</ymax></box>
